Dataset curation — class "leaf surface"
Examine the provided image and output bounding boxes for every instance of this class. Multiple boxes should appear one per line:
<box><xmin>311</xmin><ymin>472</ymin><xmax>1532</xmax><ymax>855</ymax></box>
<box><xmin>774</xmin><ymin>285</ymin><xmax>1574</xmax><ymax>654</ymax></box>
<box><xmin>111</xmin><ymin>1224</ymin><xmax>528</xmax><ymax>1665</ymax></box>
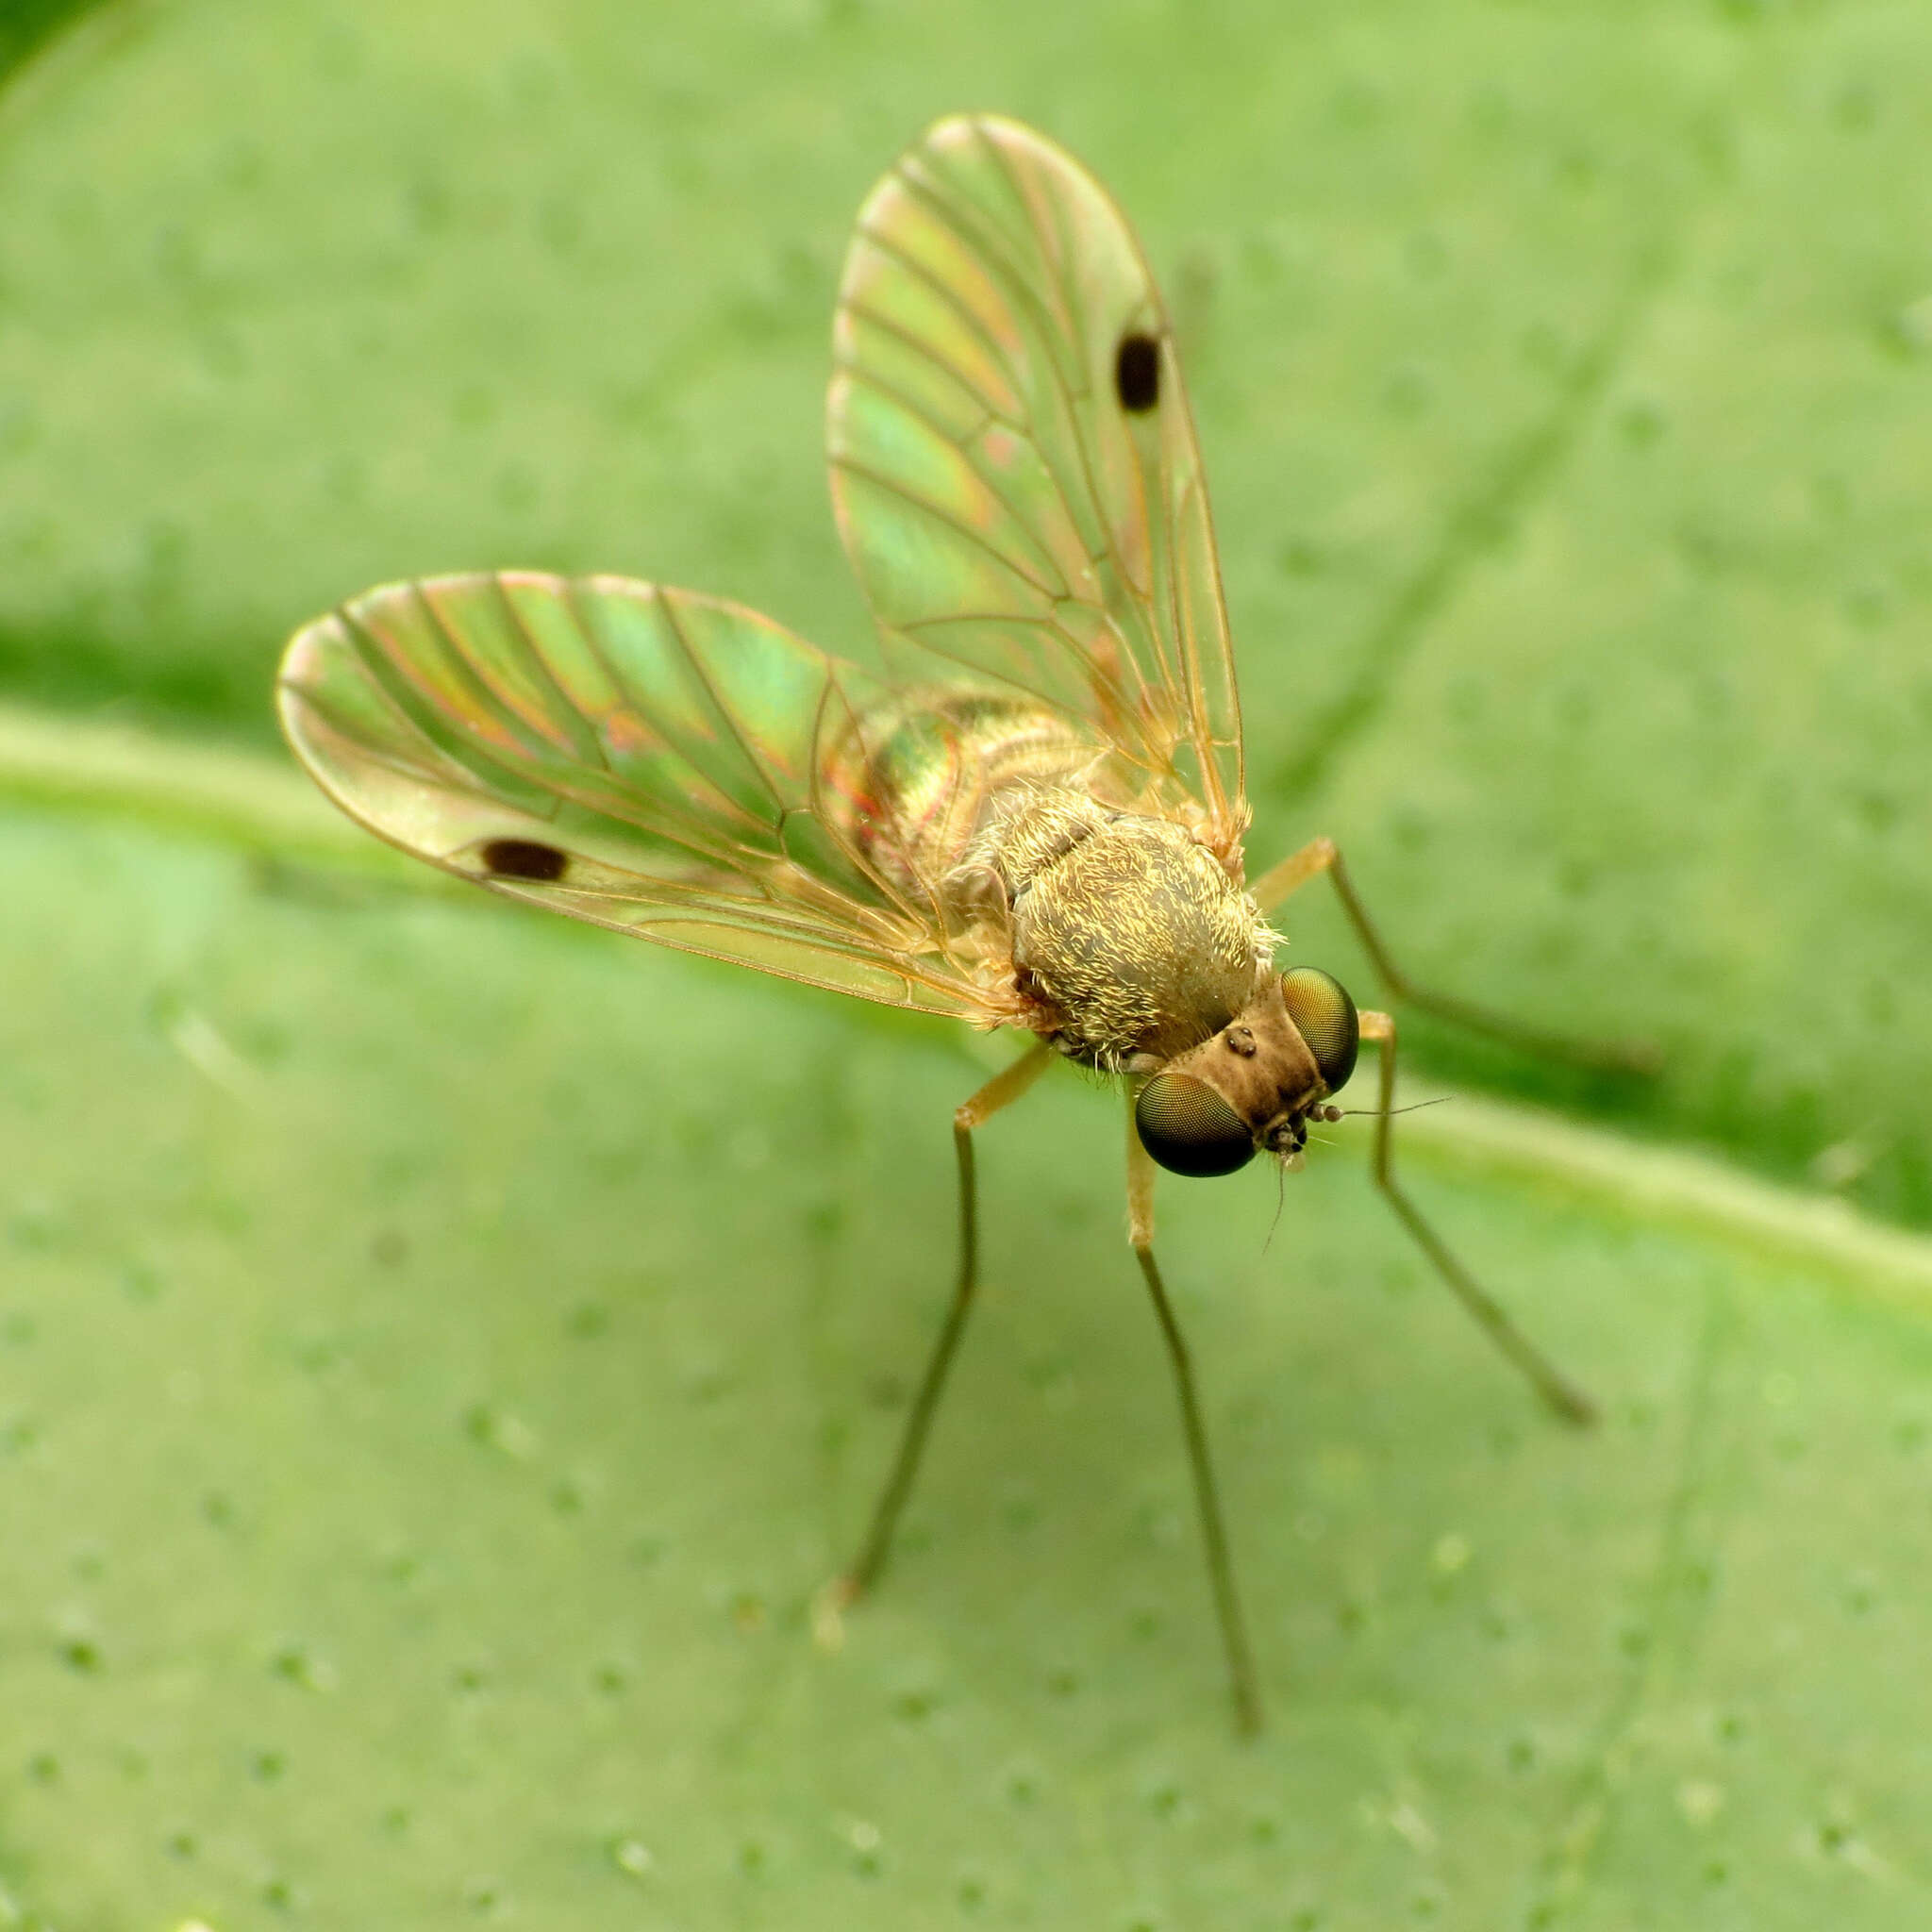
<box><xmin>1</xmin><ymin>804</ymin><xmax>1929</xmax><ymax>1929</ymax></box>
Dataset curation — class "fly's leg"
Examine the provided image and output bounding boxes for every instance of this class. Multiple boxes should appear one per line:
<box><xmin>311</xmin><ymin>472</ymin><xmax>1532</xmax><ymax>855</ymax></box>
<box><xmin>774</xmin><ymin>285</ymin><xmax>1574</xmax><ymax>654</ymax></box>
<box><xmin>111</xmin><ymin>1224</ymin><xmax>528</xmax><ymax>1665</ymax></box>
<box><xmin>1358</xmin><ymin>1008</ymin><xmax>1596</xmax><ymax>1425</ymax></box>
<box><xmin>832</xmin><ymin>1041</ymin><xmax>1053</xmax><ymax>1608</ymax></box>
<box><xmin>1247</xmin><ymin>837</ymin><xmax>1658</xmax><ymax>1077</ymax></box>
<box><xmin>1128</xmin><ymin>1105</ymin><xmax>1263</xmax><ymax>1736</ymax></box>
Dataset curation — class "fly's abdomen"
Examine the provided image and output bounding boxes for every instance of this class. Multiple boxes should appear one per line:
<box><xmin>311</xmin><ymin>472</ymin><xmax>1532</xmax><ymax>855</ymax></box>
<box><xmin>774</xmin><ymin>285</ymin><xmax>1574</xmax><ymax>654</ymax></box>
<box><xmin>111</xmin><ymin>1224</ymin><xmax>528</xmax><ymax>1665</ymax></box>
<box><xmin>826</xmin><ymin>690</ymin><xmax>1098</xmax><ymax>898</ymax></box>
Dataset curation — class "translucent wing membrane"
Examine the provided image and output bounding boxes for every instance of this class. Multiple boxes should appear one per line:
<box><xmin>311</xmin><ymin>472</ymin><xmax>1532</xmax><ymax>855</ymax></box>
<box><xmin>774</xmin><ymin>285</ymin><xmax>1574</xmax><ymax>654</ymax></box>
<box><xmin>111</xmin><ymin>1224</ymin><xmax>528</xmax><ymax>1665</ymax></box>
<box><xmin>278</xmin><ymin>121</ymin><xmax>1251</xmax><ymax>1022</ymax></box>
<box><xmin>829</xmin><ymin>112</ymin><xmax>1247</xmax><ymax>854</ymax></box>
<box><xmin>277</xmin><ymin>571</ymin><xmax>1002</xmax><ymax>1020</ymax></box>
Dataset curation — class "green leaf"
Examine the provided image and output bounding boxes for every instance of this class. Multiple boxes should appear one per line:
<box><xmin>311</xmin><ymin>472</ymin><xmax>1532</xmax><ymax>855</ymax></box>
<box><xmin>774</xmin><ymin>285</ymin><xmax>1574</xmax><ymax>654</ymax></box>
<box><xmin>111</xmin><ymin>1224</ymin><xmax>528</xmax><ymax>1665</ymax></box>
<box><xmin>3</xmin><ymin>796</ymin><xmax>1932</xmax><ymax>1928</ymax></box>
<box><xmin>0</xmin><ymin>0</ymin><xmax>109</xmax><ymax>91</ymax></box>
<box><xmin>3</xmin><ymin>1</ymin><xmax>1931</xmax><ymax>1924</ymax></box>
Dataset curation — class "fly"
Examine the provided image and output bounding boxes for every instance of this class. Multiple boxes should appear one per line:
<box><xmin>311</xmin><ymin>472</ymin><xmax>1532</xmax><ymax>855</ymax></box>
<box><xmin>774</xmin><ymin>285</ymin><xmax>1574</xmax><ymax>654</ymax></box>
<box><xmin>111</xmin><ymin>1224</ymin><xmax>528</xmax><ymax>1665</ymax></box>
<box><xmin>276</xmin><ymin>113</ymin><xmax>1649</xmax><ymax>1733</ymax></box>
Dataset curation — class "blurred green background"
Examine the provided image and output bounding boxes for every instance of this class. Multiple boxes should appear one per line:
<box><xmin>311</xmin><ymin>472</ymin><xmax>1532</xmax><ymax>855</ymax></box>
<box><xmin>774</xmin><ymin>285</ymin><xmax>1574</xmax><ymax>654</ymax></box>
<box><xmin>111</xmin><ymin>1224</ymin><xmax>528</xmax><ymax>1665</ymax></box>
<box><xmin>2</xmin><ymin>0</ymin><xmax>1930</xmax><ymax>1926</ymax></box>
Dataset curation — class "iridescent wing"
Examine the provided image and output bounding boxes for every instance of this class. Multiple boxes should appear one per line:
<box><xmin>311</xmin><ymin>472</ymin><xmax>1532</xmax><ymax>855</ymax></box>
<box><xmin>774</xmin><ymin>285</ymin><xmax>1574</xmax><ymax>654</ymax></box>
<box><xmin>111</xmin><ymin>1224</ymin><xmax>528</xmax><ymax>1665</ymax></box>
<box><xmin>276</xmin><ymin>570</ymin><xmax>1007</xmax><ymax>1020</ymax></box>
<box><xmin>828</xmin><ymin>113</ymin><xmax>1247</xmax><ymax>858</ymax></box>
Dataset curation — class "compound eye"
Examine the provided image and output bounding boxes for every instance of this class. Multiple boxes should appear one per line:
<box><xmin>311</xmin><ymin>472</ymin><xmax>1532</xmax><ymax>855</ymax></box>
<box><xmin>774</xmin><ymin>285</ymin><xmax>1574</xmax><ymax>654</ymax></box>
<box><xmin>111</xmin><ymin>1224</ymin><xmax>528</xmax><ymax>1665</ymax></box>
<box><xmin>1135</xmin><ymin>1074</ymin><xmax>1256</xmax><ymax>1178</ymax></box>
<box><xmin>1281</xmin><ymin>967</ymin><xmax>1359</xmax><ymax>1093</ymax></box>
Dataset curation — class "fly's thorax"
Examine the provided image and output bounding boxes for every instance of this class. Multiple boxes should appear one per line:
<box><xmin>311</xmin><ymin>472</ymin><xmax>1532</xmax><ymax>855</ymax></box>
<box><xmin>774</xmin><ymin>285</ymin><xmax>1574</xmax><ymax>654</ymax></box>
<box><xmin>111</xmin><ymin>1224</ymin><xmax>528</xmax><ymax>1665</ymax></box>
<box><xmin>988</xmin><ymin>798</ymin><xmax>1267</xmax><ymax>1065</ymax></box>
<box><xmin>970</xmin><ymin>788</ymin><xmax>1113</xmax><ymax>898</ymax></box>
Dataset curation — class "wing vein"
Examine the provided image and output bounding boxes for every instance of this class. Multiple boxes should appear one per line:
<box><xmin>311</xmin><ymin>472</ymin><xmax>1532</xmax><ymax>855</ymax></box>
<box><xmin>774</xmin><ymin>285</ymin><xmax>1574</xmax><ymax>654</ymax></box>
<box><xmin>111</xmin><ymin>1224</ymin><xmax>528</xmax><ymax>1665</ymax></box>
<box><xmin>907</xmin><ymin>129</ymin><xmax>1168</xmax><ymax>636</ymax></box>
<box><xmin>487</xmin><ymin>574</ymin><xmax>613</xmax><ymax>774</ymax></box>
<box><xmin>853</xmin><ymin>216</ymin><xmax>1024</xmax><ymax>414</ymax></box>
<box><xmin>829</xmin><ymin>453</ymin><xmax>1065</xmax><ymax>600</ymax></box>
<box><xmin>837</xmin><ymin>361</ymin><xmax>1077</xmax><ymax>595</ymax></box>
<box><xmin>650</xmin><ymin>586</ymin><xmax>793</xmax><ymax>823</ymax></box>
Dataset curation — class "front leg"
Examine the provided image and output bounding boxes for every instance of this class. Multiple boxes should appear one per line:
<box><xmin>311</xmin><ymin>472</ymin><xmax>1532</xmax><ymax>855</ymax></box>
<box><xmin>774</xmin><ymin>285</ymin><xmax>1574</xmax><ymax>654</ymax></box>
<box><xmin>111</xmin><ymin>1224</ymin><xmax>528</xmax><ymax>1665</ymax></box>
<box><xmin>833</xmin><ymin>1041</ymin><xmax>1052</xmax><ymax>1608</ymax></box>
<box><xmin>1248</xmin><ymin>837</ymin><xmax>1658</xmax><ymax>1077</ymax></box>
<box><xmin>1127</xmin><ymin>1102</ymin><xmax>1263</xmax><ymax>1736</ymax></box>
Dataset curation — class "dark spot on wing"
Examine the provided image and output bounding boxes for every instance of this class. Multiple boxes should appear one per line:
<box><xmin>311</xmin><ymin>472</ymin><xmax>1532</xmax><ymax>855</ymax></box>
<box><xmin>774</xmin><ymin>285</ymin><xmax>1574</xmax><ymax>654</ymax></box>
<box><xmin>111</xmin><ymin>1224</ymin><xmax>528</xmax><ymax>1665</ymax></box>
<box><xmin>1115</xmin><ymin>332</ymin><xmax>1161</xmax><ymax>413</ymax></box>
<box><xmin>479</xmin><ymin>837</ymin><xmax>569</xmax><ymax>882</ymax></box>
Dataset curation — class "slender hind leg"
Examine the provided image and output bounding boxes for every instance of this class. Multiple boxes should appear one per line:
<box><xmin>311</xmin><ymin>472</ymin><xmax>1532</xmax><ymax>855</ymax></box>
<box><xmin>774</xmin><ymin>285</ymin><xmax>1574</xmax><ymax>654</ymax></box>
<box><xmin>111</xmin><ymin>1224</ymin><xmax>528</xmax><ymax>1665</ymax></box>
<box><xmin>1127</xmin><ymin>1108</ymin><xmax>1264</xmax><ymax>1736</ymax></box>
<box><xmin>831</xmin><ymin>1041</ymin><xmax>1053</xmax><ymax>1608</ymax></box>
<box><xmin>1248</xmin><ymin>838</ymin><xmax>1658</xmax><ymax>1077</ymax></box>
<box><xmin>1358</xmin><ymin>1008</ymin><xmax>1595</xmax><ymax>1425</ymax></box>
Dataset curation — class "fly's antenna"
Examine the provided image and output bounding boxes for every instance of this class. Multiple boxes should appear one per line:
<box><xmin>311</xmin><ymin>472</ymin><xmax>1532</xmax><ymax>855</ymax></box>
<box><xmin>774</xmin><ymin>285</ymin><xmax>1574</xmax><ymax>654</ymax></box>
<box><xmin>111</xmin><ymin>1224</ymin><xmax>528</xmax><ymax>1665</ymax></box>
<box><xmin>1338</xmin><ymin>1097</ymin><xmax>1452</xmax><ymax>1120</ymax></box>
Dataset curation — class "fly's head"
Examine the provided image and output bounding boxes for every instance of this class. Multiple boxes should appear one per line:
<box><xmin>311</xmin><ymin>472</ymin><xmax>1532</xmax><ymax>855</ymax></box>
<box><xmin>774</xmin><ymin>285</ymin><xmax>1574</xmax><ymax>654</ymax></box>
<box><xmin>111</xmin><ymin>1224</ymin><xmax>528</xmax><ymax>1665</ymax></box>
<box><xmin>1132</xmin><ymin>969</ymin><xmax>1359</xmax><ymax>1179</ymax></box>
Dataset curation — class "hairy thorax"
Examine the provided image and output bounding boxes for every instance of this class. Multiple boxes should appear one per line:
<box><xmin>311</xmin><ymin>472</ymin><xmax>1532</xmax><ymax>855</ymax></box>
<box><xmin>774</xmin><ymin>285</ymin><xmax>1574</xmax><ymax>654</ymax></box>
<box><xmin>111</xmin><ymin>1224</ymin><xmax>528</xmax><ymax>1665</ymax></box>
<box><xmin>968</xmin><ymin>790</ymin><xmax>1270</xmax><ymax>1066</ymax></box>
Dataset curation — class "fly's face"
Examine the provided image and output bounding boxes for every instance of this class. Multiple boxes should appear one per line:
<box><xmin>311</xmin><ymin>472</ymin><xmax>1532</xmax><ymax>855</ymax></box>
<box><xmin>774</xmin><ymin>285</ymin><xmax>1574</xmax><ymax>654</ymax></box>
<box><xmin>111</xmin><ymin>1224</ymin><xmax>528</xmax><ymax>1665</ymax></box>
<box><xmin>1133</xmin><ymin>968</ymin><xmax>1360</xmax><ymax>1178</ymax></box>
